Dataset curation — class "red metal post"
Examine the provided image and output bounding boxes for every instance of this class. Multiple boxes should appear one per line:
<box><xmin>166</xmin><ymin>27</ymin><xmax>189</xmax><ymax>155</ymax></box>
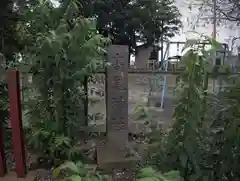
<box><xmin>7</xmin><ymin>69</ymin><xmax>26</xmax><ymax>178</ymax></box>
<box><xmin>0</xmin><ymin>122</ymin><xmax>7</xmax><ymax>177</ymax></box>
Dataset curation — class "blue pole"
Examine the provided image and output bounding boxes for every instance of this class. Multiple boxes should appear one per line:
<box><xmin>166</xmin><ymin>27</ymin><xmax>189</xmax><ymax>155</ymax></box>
<box><xmin>160</xmin><ymin>43</ymin><xmax>170</xmax><ymax>109</ymax></box>
<box><xmin>232</xmin><ymin>60</ymin><xmax>236</xmax><ymax>72</ymax></box>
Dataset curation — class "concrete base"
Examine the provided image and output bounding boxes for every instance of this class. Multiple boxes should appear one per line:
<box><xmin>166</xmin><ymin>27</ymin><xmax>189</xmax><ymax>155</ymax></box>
<box><xmin>97</xmin><ymin>139</ymin><xmax>138</xmax><ymax>171</ymax></box>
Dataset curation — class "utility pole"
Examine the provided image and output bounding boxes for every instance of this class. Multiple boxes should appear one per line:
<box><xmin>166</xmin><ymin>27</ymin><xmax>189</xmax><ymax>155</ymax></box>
<box><xmin>212</xmin><ymin>0</ymin><xmax>217</xmax><ymax>92</ymax></box>
<box><xmin>213</xmin><ymin>0</ymin><xmax>217</xmax><ymax>40</ymax></box>
<box><xmin>160</xmin><ymin>20</ymin><xmax>164</xmax><ymax>64</ymax></box>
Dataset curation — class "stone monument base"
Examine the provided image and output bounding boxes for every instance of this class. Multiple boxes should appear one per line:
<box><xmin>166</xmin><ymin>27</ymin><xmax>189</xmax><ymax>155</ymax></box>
<box><xmin>96</xmin><ymin>140</ymin><xmax>138</xmax><ymax>171</ymax></box>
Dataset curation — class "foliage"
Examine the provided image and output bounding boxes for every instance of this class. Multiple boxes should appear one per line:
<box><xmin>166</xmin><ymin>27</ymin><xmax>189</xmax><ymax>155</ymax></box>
<box><xmin>53</xmin><ymin>161</ymin><xmax>111</xmax><ymax>181</ymax></box>
<box><xmin>144</xmin><ymin>126</ymin><xmax>167</xmax><ymax>170</ymax></box>
<box><xmin>2</xmin><ymin>2</ymin><xmax>240</xmax><ymax>181</ymax></box>
<box><xmin>185</xmin><ymin>0</ymin><xmax>240</xmax><ymax>47</ymax></box>
<box><xmin>142</xmin><ymin>35</ymin><xmax>240</xmax><ymax>181</ymax></box>
<box><xmin>0</xmin><ymin>0</ymin><xmax>22</xmax><ymax>62</ymax></box>
<box><xmin>145</xmin><ymin>37</ymin><xmax>225</xmax><ymax>181</ymax></box>
<box><xmin>54</xmin><ymin>163</ymin><xmax>183</xmax><ymax>181</ymax></box>
<box><xmin>76</xmin><ymin>0</ymin><xmax>181</xmax><ymax>53</ymax></box>
<box><xmin>0</xmin><ymin>0</ymin><xmax>22</xmax><ymax>150</ymax></box>
<box><xmin>201</xmin><ymin>0</ymin><xmax>240</xmax><ymax>23</ymax></box>
<box><xmin>0</xmin><ymin>81</ymin><xmax>10</xmax><ymax>149</ymax></box>
<box><xmin>134</xmin><ymin>102</ymin><xmax>149</xmax><ymax>120</ymax></box>
<box><xmin>19</xmin><ymin>0</ymin><xmax>108</xmax><ymax>164</ymax></box>
<box><xmin>137</xmin><ymin>167</ymin><xmax>183</xmax><ymax>181</ymax></box>
<box><xmin>205</xmin><ymin>74</ymin><xmax>240</xmax><ymax>181</ymax></box>
<box><xmin>164</xmin><ymin>41</ymin><xmax>208</xmax><ymax>181</ymax></box>
<box><xmin>0</xmin><ymin>55</ymin><xmax>8</xmax><ymax>125</ymax></box>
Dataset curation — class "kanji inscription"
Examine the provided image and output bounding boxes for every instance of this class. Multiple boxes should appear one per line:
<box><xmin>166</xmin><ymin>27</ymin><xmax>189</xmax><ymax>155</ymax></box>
<box><xmin>106</xmin><ymin>45</ymin><xmax>128</xmax><ymax>143</ymax></box>
<box><xmin>97</xmin><ymin>45</ymin><xmax>136</xmax><ymax>181</ymax></box>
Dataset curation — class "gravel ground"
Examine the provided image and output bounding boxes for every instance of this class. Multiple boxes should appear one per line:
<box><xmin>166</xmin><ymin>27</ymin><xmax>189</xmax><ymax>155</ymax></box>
<box><xmin>34</xmin><ymin>169</ymin><xmax>61</xmax><ymax>181</ymax></box>
<box><xmin>5</xmin><ymin>150</ymin><xmax>61</xmax><ymax>181</ymax></box>
<box><xmin>5</xmin><ymin>150</ymin><xmax>38</xmax><ymax>171</ymax></box>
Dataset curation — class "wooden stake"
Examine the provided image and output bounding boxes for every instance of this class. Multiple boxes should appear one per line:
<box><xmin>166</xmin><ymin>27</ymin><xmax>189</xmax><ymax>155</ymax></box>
<box><xmin>0</xmin><ymin>121</ymin><xmax>7</xmax><ymax>177</ymax></box>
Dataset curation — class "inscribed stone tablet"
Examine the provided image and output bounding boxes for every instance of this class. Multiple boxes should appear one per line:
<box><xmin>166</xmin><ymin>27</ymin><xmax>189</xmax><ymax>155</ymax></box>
<box><xmin>106</xmin><ymin>45</ymin><xmax>128</xmax><ymax>141</ymax></box>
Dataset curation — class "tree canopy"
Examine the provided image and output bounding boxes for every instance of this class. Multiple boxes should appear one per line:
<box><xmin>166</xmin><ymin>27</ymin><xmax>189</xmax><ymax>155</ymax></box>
<box><xmin>217</xmin><ymin>0</ymin><xmax>240</xmax><ymax>23</ymax></box>
<box><xmin>76</xmin><ymin>0</ymin><xmax>182</xmax><ymax>53</ymax></box>
<box><xmin>191</xmin><ymin>0</ymin><xmax>240</xmax><ymax>24</ymax></box>
<box><xmin>0</xmin><ymin>0</ymin><xmax>22</xmax><ymax>62</ymax></box>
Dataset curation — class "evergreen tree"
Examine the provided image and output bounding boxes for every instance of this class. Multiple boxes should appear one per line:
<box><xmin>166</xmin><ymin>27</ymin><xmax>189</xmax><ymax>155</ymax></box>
<box><xmin>75</xmin><ymin>0</ymin><xmax>182</xmax><ymax>53</ymax></box>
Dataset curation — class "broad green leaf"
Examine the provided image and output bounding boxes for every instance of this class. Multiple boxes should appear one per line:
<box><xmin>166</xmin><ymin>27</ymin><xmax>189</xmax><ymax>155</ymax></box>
<box><xmin>189</xmin><ymin>174</ymin><xmax>200</xmax><ymax>181</ymax></box>
<box><xmin>155</xmin><ymin>174</ymin><xmax>170</xmax><ymax>181</ymax></box>
<box><xmin>208</xmin><ymin>38</ymin><xmax>221</xmax><ymax>49</ymax></box>
<box><xmin>59</xmin><ymin>161</ymin><xmax>80</xmax><ymax>174</ymax></box>
<box><xmin>54</xmin><ymin>135</ymin><xmax>71</xmax><ymax>147</ymax></box>
<box><xmin>64</xmin><ymin>175</ymin><xmax>82</xmax><ymax>181</ymax></box>
<box><xmin>163</xmin><ymin>171</ymin><xmax>183</xmax><ymax>181</ymax></box>
<box><xmin>53</xmin><ymin>167</ymin><xmax>61</xmax><ymax>178</ymax></box>
<box><xmin>75</xmin><ymin>161</ymin><xmax>84</xmax><ymax>169</ymax></box>
<box><xmin>137</xmin><ymin>177</ymin><xmax>159</xmax><ymax>181</ymax></box>
<box><xmin>90</xmin><ymin>175</ymin><xmax>101</xmax><ymax>181</ymax></box>
<box><xmin>138</xmin><ymin>167</ymin><xmax>156</xmax><ymax>177</ymax></box>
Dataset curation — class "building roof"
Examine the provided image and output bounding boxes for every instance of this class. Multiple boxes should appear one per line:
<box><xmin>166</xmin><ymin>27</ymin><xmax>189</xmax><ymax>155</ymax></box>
<box><xmin>135</xmin><ymin>44</ymin><xmax>161</xmax><ymax>52</ymax></box>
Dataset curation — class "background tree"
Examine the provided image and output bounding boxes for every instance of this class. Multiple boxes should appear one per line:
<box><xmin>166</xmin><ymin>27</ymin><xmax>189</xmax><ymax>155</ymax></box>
<box><xmin>0</xmin><ymin>0</ymin><xmax>23</xmax><ymax>148</ymax></box>
<box><xmin>185</xmin><ymin>0</ymin><xmax>240</xmax><ymax>55</ymax></box>
<box><xmin>75</xmin><ymin>0</ymin><xmax>182</xmax><ymax>55</ymax></box>
<box><xmin>215</xmin><ymin>0</ymin><xmax>240</xmax><ymax>23</ymax></box>
<box><xmin>16</xmin><ymin>0</ymin><xmax>109</xmax><ymax>165</ymax></box>
<box><xmin>0</xmin><ymin>0</ymin><xmax>22</xmax><ymax>62</ymax></box>
<box><xmin>188</xmin><ymin>0</ymin><xmax>240</xmax><ymax>26</ymax></box>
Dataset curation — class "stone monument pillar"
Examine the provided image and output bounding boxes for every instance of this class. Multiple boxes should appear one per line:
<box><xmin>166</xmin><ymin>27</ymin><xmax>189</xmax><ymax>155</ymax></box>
<box><xmin>97</xmin><ymin>45</ymin><xmax>136</xmax><ymax>181</ymax></box>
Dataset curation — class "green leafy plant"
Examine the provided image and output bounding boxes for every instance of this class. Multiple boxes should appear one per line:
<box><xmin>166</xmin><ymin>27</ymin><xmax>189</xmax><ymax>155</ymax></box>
<box><xmin>134</xmin><ymin>102</ymin><xmax>149</xmax><ymax>120</ymax></box>
<box><xmin>19</xmin><ymin>0</ymin><xmax>109</xmax><ymax>164</ymax></box>
<box><xmin>145</xmin><ymin>37</ymin><xmax>223</xmax><ymax>181</ymax></box>
<box><xmin>0</xmin><ymin>55</ymin><xmax>11</xmax><ymax>149</ymax></box>
<box><xmin>0</xmin><ymin>83</ymin><xmax>11</xmax><ymax>149</ymax></box>
<box><xmin>204</xmin><ymin>74</ymin><xmax>240</xmax><ymax>181</ymax></box>
<box><xmin>53</xmin><ymin>161</ymin><xmax>111</xmax><ymax>181</ymax></box>
<box><xmin>137</xmin><ymin>167</ymin><xmax>183</xmax><ymax>181</ymax></box>
<box><xmin>166</xmin><ymin>39</ymin><xmax>208</xmax><ymax>180</ymax></box>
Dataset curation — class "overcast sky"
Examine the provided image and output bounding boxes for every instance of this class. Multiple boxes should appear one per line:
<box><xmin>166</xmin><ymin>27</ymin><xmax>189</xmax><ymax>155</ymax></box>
<box><xmin>171</xmin><ymin>0</ymin><xmax>240</xmax><ymax>55</ymax></box>
<box><xmin>51</xmin><ymin>0</ymin><xmax>240</xmax><ymax>59</ymax></box>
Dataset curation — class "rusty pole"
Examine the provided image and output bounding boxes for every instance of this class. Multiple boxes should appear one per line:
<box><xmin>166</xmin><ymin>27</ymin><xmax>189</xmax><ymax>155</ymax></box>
<box><xmin>7</xmin><ymin>69</ymin><xmax>26</xmax><ymax>178</ymax></box>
